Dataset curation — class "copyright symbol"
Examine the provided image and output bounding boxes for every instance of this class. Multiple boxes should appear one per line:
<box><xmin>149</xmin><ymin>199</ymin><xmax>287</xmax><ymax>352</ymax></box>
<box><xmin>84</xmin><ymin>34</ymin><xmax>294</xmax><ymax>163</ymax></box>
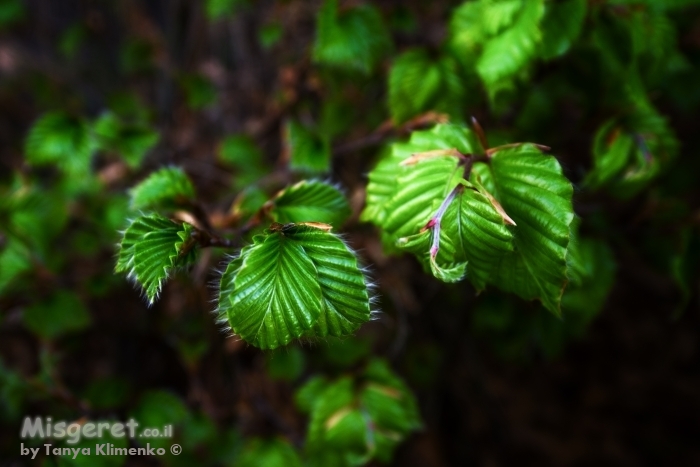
<box><xmin>171</xmin><ymin>444</ymin><xmax>182</xmax><ymax>455</ymax></box>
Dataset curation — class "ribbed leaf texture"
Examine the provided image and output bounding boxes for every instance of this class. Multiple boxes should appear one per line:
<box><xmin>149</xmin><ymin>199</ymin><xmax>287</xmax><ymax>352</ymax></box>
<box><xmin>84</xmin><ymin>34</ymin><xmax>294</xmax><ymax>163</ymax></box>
<box><xmin>303</xmin><ymin>359</ymin><xmax>421</xmax><ymax>466</ymax></box>
<box><xmin>388</xmin><ymin>48</ymin><xmax>465</xmax><ymax>124</ymax></box>
<box><xmin>312</xmin><ymin>0</ymin><xmax>392</xmax><ymax>74</ymax></box>
<box><xmin>128</xmin><ymin>167</ymin><xmax>196</xmax><ymax>211</ymax></box>
<box><xmin>363</xmin><ymin>123</ymin><xmax>575</xmax><ymax>314</ymax></box>
<box><xmin>397</xmin><ymin>185</ymin><xmax>515</xmax><ymax>287</ymax></box>
<box><xmin>24</xmin><ymin>111</ymin><xmax>95</xmax><ymax>176</ymax></box>
<box><xmin>269</xmin><ymin>180</ymin><xmax>350</xmax><ymax>227</ymax></box>
<box><xmin>362</xmin><ymin>123</ymin><xmax>480</xmax><ymax>238</ymax></box>
<box><xmin>116</xmin><ymin>214</ymin><xmax>198</xmax><ymax>304</ymax></box>
<box><xmin>218</xmin><ymin>223</ymin><xmax>371</xmax><ymax>349</ymax></box>
<box><xmin>477</xmin><ymin>145</ymin><xmax>574</xmax><ymax>315</ymax></box>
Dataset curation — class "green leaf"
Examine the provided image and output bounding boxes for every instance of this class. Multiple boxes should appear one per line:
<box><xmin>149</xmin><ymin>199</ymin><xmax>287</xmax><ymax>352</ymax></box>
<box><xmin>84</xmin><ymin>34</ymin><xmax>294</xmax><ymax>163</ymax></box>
<box><xmin>585</xmin><ymin>120</ymin><xmax>634</xmax><ymax>189</ymax></box>
<box><xmin>479</xmin><ymin>144</ymin><xmax>574</xmax><ymax>315</ymax></box>
<box><xmin>2</xmin><ymin>181</ymin><xmax>69</xmax><ymax>259</ymax></box>
<box><xmin>94</xmin><ymin>111</ymin><xmax>159</xmax><ymax>168</ymax></box>
<box><xmin>297</xmin><ymin>227</ymin><xmax>371</xmax><ymax>338</ymax></box>
<box><xmin>23</xmin><ymin>291</ymin><xmax>91</xmax><ymax>340</ymax></box>
<box><xmin>219</xmin><ymin>224</ymin><xmax>371</xmax><ymax>348</ymax></box>
<box><xmin>116</xmin><ymin>214</ymin><xmax>198</xmax><ymax>304</ymax></box>
<box><xmin>313</xmin><ymin>0</ymin><xmax>392</xmax><ymax>75</ymax></box>
<box><xmin>388</xmin><ymin>48</ymin><xmax>465</xmax><ymax>124</ymax></box>
<box><xmin>540</xmin><ymin>0</ymin><xmax>586</xmax><ymax>60</ymax></box>
<box><xmin>238</xmin><ymin>438</ymin><xmax>302</xmax><ymax>467</ymax></box>
<box><xmin>365</xmin><ymin>124</ymin><xmax>574</xmax><ymax>313</ymax></box>
<box><xmin>218</xmin><ymin>134</ymin><xmax>267</xmax><ymax>189</ymax></box>
<box><xmin>129</xmin><ymin>167</ymin><xmax>196</xmax><ymax>211</ymax></box>
<box><xmin>398</xmin><ymin>184</ymin><xmax>515</xmax><ymax>288</ymax></box>
<box><xmin>364</xmin><ymin>123</ymin><xmax>513</xmax><ymax>287</ymax></box>
<box><xmin>24</xmin><ymin>111</ymin><xmax>96</xmax><ymax>176</ymax></box>
<box><xmin>364</xmin><ymin>124</ymin><xmax>480</xmax><ymax>240</ymax></box>
<box><xmin>476</xmin><ymin>0</ymin><xmax>545</xmax><ymax>97</ymax></box>
<box><xmin>218</xmin><ymin>231</ymin><xmax>323</xmax><ymax>349</ymax></box>
<box><xmin>305</xmin><ymin>359</ymin><xmax>420</xmax><ymax>465</ymax></box>
<box><xmin>269</xmin><ymin>180</ymin><xmax>351</xmax><ymax>227</ymax></box>
<box><xmin>133</xmin><ymin>221</ymin><xmax>196</xmax><ymax>304</ymax></box>
<box><xmin>295</xmin><ymin>376</ymin><xmax>330</xmax><ymax>413</ymax></box>
<box><xmin>306</xmin><ymin>377</ymin><xmax>357</xmax><ymax>453</ymax></box>
<box><xmin>285</xmin><ymin>120</ymin><xmax>331</xmax><ymax>173</ymax></box>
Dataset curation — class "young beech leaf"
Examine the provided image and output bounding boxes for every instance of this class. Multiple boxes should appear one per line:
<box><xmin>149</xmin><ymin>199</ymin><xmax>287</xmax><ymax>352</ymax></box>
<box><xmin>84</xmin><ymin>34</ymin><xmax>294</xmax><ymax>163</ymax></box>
<box><xmin>584</xmin><ymin>111</ymin><xmax>677</xmax><ymax>198</ymax></box>
<box><xmin>363</xmin><ymin>123</ymin><xmax>481</xmax><ymax>241</ymax></box>
<box><xmin>116</xmin><ymin>214</ymin><xmax>198</xmax><ymax>304</ymax></box>
<box><xmin>299</xmin><ymin>227</ymin><xmax>371</xmax><ymax>337</ymax></box>
<box><xmin>382</xmin><ymin>154</ymin><xmax>462</xmax><ymax>241</ymax></box>
<box><xmin>218</xmin><ymin>224</ymin><xmax>371</xmax><ymax>349</ymax></box>
<box><xmin>388</xmin><ymin>48</ymin><xmax>465</xmax><ymax>124</ymax></box>
<box><xmin>268</xmin><ymin>180</ymin><xmax>351</xmax><ymax>227</ymax></box>
<box><xmin>398</xmin><ymin>184</ymin><xmax>515</xmax><ymax>288</ymax></box>
<box><xmin>449</xmin><ymin>0</ymin><xmax>545</xmax><ymax>99</ymax></box>
<box><xmin>129</xmin><ymin>167</ymin><xmax>196</xmax><ymax>211</ymax></box>
<box><xmin>478</xmin><ymin>144</ymin><xmax>574</xmax><ymax>315</ymax></box>
<box><xmin>304</xmin><ymin>359</ymin><xmax>420</xmax><ymax>465</ymax></box>
<box><xmin>365</xmin><ymin>123</ymin><xmax>574</xmax><ymax>314</ymax></box>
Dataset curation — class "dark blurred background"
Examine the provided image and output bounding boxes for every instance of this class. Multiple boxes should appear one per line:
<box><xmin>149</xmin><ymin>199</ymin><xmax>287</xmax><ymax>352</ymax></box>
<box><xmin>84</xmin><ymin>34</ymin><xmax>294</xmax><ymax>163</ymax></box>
<box><xmin>1</xmin><ymin>0</ymin><xmax>700</xmax><ymax>466</ymax></box>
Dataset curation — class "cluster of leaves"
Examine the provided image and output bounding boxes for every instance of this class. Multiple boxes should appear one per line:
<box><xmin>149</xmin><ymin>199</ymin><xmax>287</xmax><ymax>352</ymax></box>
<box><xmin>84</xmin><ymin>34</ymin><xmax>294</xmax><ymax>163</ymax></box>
<box><xmin>363</xmin><ymin>123</ymin><xmax>575</xmax><ymax>316</ymax></box>
<box><xmin>115</xmin><ymin>166</ymin><xmax>371</xmax><ymax>349</ymax></box>
<box><xmin>25</xmin><ymin>108</ymin><xmax>159</xmax><ymax>180</ymax></box>
<box><xmin>297</xmin><ymin>359</ymin><xmax>420</xmax><ymax>466</ymax></box>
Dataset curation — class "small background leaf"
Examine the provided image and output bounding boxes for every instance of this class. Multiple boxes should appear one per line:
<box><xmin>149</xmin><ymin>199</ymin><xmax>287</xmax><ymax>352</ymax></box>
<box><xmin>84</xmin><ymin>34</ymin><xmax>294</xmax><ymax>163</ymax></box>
<box><xmin>129</xmin><ymin>167</ymin><xmax>196</xmax><ymax>211</ymax></box>
<box><xmin>269</xmin><ymin>180</ymin><xmax>350</xmax><ymax>227</ymax></box>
